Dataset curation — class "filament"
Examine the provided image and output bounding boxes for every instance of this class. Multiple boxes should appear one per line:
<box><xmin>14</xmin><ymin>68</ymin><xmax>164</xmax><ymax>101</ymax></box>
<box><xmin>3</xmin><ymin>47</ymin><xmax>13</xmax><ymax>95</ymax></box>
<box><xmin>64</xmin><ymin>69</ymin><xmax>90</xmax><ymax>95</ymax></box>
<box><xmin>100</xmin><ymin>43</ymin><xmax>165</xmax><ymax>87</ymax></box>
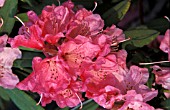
<box><xmin>14</xmin><ymin>16</ymin><xmax>25</xmax><ymax>26</ymax></box>
<box><xmin>164</xmin><ymin>16</ymin><xmax>170</xmax><ymax>22</ymax></box>
<box><xmin>57</xmin><ymin>0</ymin><xmax>60</xmax><ymax>6</ymax></box>
<box><xmin>92</xmin><ymin>2</ymin><xmax>97</xmax><ymax>12</ymax></box>
<box><xmin>119</xmin><ymin>37</ymin><xmax>131</xmax><ymax>43</ymax></box>
<box><xmin>139</xmin><ymin>61</ymin><xmax>170</xmax><ymax>65</ymax></box>
<box><xmin>36</xmin><ymin>93</ymin><xmax>43</xmax><ymax>105</ymax></box>
<box><xmin>75</xmin><ymin>93</ymin><xmax>83</xmax><ymax>110</ymax></box>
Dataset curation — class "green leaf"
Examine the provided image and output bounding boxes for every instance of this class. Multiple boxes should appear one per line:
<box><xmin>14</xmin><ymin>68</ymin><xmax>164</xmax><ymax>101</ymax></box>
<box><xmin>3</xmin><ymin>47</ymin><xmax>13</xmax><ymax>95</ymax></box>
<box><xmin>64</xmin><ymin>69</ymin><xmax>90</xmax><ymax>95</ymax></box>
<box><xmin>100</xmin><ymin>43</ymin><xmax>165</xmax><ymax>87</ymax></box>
<box><xmin>0</xmin><ymin>87</ymin><xmax>10</xmax><ymax>101</ymax></box>
<box><xmin>16</xmin><ymin>13</ymin><xmax>29</xmax><ymax>22</ymax></box>
<box><xmin>146</xmin><ymin>18</ymin><xmax>169</xmax><ymax>33</ymax></box>
<box><xmin>160</xmin><ymin>98</ymin><xmax>170</xmax><ymax>110</ymax></box>
<box><xmin>19</xmin><ymin>46</ymin><xmax>42</xmax><ymax>52</ymax></box>
<box><xmin>122</xmin><ymin>29</ymin><xmax>160</xmax><ymax>48</ymax></box>
<box><xmin>71</xmin><ymin>99</ymin><xmax>99</xmax><ymax>110</ymax></box>
<box><xmin>0</xmin><ymin>0</ymin><xmax>18</xmax><ymax>35</ymax></box>
<box><xmin>13</xmin><ymin>51</ymin><xmax>45</xmax><ymax>68</ymax></box>
<box><xmin>61</xmin><ymin>107</ymin><xmax>69</xmax><ymax>110</ymax></box>
<box><xmin>4</xmin><ymin>88</ymin><xmax>44</xmax><ymax>110</ymax></box>
<box><xmin>20</xmin><ymin>0</ymin><xmax>38</xmax><ymax>7</ymax></box>
<box><xmin>102</xmin><ymin>0</ymin><xmax>131</xmax><ymax>25</ymax></box>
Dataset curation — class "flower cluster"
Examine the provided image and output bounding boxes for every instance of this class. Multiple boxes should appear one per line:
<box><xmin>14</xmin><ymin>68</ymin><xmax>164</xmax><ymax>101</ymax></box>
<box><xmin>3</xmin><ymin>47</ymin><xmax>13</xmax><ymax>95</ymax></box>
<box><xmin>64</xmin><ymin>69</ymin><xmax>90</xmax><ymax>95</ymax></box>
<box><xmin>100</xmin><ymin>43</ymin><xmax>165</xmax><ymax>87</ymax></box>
<box><xmin>9</xmin><ymin>1</ymin><xmax>158</xmax><ymax>109</ymax></box>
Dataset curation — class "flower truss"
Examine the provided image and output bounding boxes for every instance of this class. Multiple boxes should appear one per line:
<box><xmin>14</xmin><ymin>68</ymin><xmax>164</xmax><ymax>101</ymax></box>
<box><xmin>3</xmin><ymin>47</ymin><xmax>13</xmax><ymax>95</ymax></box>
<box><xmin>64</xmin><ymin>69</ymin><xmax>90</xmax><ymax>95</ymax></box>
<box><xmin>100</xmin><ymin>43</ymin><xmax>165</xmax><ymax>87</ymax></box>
<box><xmin>7</xmin><ymin>1</ymin><xmax>170</xmax><ymax>110</ymax></box>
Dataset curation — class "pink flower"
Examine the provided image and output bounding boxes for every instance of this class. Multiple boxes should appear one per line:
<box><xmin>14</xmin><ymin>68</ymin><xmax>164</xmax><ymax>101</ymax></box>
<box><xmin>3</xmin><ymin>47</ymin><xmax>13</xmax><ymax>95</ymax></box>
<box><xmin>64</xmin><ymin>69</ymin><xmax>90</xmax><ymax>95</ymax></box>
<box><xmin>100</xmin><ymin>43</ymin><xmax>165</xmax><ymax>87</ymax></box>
<box><xmin>160</xmin><ymin>29</ymin><xmax>170</xmax><ymax>61</ymax></box>
<box><xmin>17</xmin><ymin>56</ymin><xmax>84</xmax><ymax>107</ymax></box>
<box><xmin>59</xmin><ymin>35</ymin><xmax>100</xmax><ymax>73</ymax></box>
<box><xmin>0</xmin><ymin>35</ymin><xmax>21</xmax><ymax>89</ymax></box>
<box><xmin>66</xmin><ymin>8</ymin><xmax>104</xmax><ymax>38</ymax></box>
<box><xmin>81</xmin><ymin>49</ymin><xmax>157</xmax><ymax>109</ymax></box>
<box><xmin>80</xmin><ymin>51</ymin><xmax>127</xmax><ymax>109</ymax></box>
<box><xmin>152</xmin><ymin>65</ymin><xmax>170</xmax><ymax>90</ymax></box>
<box><xmin>9</xmin><ymin>1</ymin><xmax>75</xmax><ymax>50</ymax></box>
<box><xmin>53</xmin><ymin>80</ymin><xmax>84</xmax><ymax>108</ymax></box>
<box><xmin>117</xmin><ymin>65</ymin><xmax>158</xmax><ymax>102</ymax></box>
<box><xmin>9</xmin><ymin>25</ymin><xmax>44</xmax><ymax>50</ymax></box>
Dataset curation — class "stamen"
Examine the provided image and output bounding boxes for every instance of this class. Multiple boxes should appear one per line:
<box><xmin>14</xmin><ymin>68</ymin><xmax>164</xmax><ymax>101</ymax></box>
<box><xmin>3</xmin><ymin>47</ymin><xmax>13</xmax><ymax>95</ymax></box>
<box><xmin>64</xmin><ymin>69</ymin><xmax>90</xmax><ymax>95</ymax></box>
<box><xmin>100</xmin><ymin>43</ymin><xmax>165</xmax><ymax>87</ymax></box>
<box><xmin>164</xmin><ymin>16</ymin><xmax>170</xmax><ymax>22</ymax></box>
<box><xmin>36</xmin><ymin>93</ymin><xmax>43</xmax><ymax>105</ymax></box>
<box><xmin>57</xmin><ymin>0</ymin><xmax>61</xmax><ymax>6</ymax></box>
<box><xmin>0</xmin><ymin>17</ymin><xmax>4</xmax><ymax>28</ymax></box>
<box><xmin>75</xmin><ymin>93</ymin><xmax>83</xmax><ymax>110</ymax></box>
<box><xmin>119</xmin><ymin>37</ymin><xmax>131</xmax><ymax>43</ymax></box>
<box><xmin>92</xmin><ymin>2</ymin><xmax>97</xmax><ymax>12</ymax></box>
<box><xmin>139</xmin><ymin>61</ymin><xmax>170</xmax><ymax>65</ymax></box>
<box><xmin>14</xmin><ymin>16</ymin><xmax>25</xmax><ymax>26</ymax></box>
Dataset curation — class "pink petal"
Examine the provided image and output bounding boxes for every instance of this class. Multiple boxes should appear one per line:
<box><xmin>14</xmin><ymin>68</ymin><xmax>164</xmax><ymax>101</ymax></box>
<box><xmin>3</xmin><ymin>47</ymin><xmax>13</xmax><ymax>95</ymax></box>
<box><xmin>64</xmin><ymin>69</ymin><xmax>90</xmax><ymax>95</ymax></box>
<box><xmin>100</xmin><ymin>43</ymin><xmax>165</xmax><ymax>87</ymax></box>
<box><xmin>0</xmin><ymin>34</ymin><xmax>8</xmax><ymax>48</ymax></box>
<box><xmin>160</xmin><ymin>29</ymin><xmax>170</xmax><ymax>61</ymax></box>
<box><xmin>84</xmin><ymin>14</ymin><xmax>104</xmax><ymax>35</ymax></box>
<box><xmin>9</xmin><ymin>25</ymin><xmax>44</xmax><ymax>50</ymax></box>
<box><xmin>0</xmin><ymin>69</ymin><xmax>19</xmax><ymax>89</ymax></box>
<box><xmin>0</xmin><ymin>0</ymin><xmax>5</xmax><ymax>7</ymax></box>
<box><xmin>0</xmin><ymin>47</ymin><xmax>21</xmax><ymax>89</ymax></box>
<box><xmin>152</xmin><ymin>65</ymin><xmax>170</xmax><ymax>90</ymax></box>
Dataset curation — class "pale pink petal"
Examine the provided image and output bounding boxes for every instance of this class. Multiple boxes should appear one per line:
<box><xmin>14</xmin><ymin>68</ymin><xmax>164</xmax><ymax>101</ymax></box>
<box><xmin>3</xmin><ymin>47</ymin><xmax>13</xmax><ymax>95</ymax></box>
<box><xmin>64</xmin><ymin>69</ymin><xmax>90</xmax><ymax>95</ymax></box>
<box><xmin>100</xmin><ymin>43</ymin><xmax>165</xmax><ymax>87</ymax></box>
<box><xmin>0</xmin><ymin>0</ymin><xmax>5</xmax><ymax>7</ymax></box>
<box><xmin>0</xmin><ymin>34</ymin><xmax>8</xmax><ymax>48</ymax></box>
<box><xmin>103</xmin><ymin>24</ymin><xmax>125</xmax><ymax>43</ymax></box>
<box><xmin>160</xmin><ymin>29</ymin><xmax>170</xmax><ymax>61</ymax></box>
<box><xmin>92</xmin><ymin>86</ymin><xmax>122</xmax><ymax>109</ymax></box>
<box><xmin>152</xmin><ymin>65</ymin><xmax>170</xmax><ymax>90</ymax></box>
<box><xmin>119</xmin><ymin>90</ymin><xmax>155</xmax><ymax>110</ymax></box>
<box><xmin>27</xmin><ymin>11</ymin><xmax>40</xmax><ymax>23</ymax></box>
<box><xmin>0</xmin><ymin>47</ymin><xmax>21</xmax><ymax>89</ymax></box>
<box><xmin>84</xmin><ymin>14</ymin><xmax>104</xmax><ymax>35</ymax></box>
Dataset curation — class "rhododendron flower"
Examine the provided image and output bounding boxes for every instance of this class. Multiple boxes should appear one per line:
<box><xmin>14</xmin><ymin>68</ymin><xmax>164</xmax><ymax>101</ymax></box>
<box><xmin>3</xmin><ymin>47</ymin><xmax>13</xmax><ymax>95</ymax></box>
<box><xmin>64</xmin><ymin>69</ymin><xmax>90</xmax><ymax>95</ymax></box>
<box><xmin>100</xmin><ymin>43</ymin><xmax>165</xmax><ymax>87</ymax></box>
<box><xmin>160</xmin><ymin>29</ymin><xmax>170</xmax><ymax>61</ymax></box>
<box><xmin>17</xmin><ymin>56</ymin><xmax>84</xmax><ymax>107</ymax></box>
<box><xmin>119</xmin><ymin>90</ymin><xmax>155</xmax><ymax>110</ymax></box>
<box><xmin>66</xmin><ymin>8</ymin><xmax>104</xmax><ymax>38</ymax></box>
<box><xmin>81</xmin><ymin>49</ymin><xmax>157</xmax><ymax>109</ymax></box>
<box><xmin>9</xmin><ymin>25</ymin><xmax>44</xmax><ymax>50</ymax></box>
<box><xmin>119</xmin><ymin>66</ymin><xmax>158</xmax><ymax>102</ymax></box>
<box><xmin>59</xmin><ymin>35</ymin><xmax>100</xmax><ymax>73</ymax></box>
<box><xmin>9</xmin><ymin>1</ymin><xmax>75</xmax><ymax>51</ymax></box>
<box><xmin>152</xmin><ymin>65</ymin><xmax>170</xmax><ymax>90</ymax></box>
<box><xmin>0</xmin><ymin>35</ymin><xmax>21</xmax><ymax>89</ymax></box>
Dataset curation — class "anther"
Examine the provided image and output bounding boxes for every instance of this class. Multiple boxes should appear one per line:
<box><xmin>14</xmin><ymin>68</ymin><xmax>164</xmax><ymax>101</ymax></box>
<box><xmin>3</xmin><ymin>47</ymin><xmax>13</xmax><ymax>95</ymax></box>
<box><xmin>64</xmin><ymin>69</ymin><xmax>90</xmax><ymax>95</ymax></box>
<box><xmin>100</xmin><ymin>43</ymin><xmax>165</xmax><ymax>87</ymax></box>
<box><xmin>92</xmin><ymin>2</ymin><xmax>97</xmax><ymax>12</ymax></box>
<box><xmin>119</xmin><ymin>37</ymin><xmax>131</xmax><ymax>43</ymax></box>
<box><xmin>14</xmin><ymin>16</ymin><xmax>25</xmax><ymax>26</ymax></box>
